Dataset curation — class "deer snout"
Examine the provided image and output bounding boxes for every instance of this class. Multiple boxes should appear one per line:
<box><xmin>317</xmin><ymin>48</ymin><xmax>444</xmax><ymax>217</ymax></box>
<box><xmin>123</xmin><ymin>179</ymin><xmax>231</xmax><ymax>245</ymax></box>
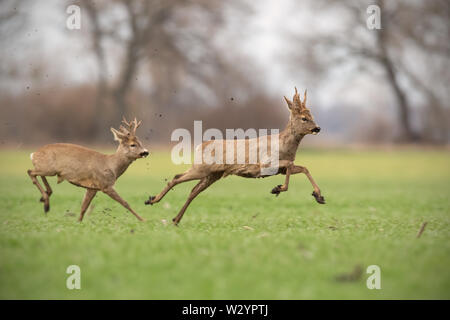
<box><xmin>140</xmin><ymin>150</ymin><xmax>149</xmax><ymax>157</ymax></box>
<box><xmin>312</xmin><ymin>127</ymin><xmax>321</xmax><ymax>133</ymax></box>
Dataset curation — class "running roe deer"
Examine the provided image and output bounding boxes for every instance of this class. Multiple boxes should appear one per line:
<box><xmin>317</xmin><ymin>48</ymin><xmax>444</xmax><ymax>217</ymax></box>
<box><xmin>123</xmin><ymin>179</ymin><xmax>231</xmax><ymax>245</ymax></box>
<box><xmin>28</xmin><ymin>118</ymin><xmax>149</xmax><ymax>222</ymax></box>
<box><xmin>145</xmin><ymin>88</ymin><xmax>325</xmax><ymax>225</ymax></box>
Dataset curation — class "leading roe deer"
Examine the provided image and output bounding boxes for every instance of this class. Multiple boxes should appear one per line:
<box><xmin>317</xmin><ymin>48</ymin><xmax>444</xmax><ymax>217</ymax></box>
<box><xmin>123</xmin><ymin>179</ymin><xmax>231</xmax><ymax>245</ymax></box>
<box><xmin>145</xmin><ymin>88</ymin><xmax>325</xmax><ymax>225</ymax></box>
<box><xmin>28</xmin><ymin>118</ymin><xmax>149</xmax><ymax>222</ymax></box>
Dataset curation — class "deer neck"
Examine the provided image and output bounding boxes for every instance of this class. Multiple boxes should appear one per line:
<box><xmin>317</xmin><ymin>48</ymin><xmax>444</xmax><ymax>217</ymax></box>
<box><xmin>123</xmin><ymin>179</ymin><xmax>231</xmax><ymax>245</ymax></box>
<box><xmin>108</xmin><ymin>150</ymin><xmax>134</xmax><ymax>178</ymax></box>
<box><xmin>279</xmin><ymin>119</ymin><xmax>304</xmax><ymax>159</ymax></box>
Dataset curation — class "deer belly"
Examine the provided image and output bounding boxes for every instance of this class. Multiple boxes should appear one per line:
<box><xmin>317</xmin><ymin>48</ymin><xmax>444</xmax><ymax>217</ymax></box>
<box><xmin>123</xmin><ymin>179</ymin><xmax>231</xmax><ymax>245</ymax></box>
<box><xmin>225</xmin><ymin>164</ymin><xmax>261</xmax><ymax>178</ymax></box>
<box><xmin>61</xmin><ymin>168</ymin><xmax>114</xmax><ymax>190</ymax></box>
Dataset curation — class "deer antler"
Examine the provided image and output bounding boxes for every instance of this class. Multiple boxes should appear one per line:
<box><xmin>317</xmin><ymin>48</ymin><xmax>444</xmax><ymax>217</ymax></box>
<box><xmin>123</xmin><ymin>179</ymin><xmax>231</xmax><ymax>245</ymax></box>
<box><xmin>293</xmin><ymin>87</ymin><xmax>304</xmax><ymax>110</ymax></box>
<box><xmin>121</xmin><ymin>117</ymin><xmax>142</xmax><ymax>136</ymax></box>
<box><xmin>131</xmin><ymin>118</ymin><xmax>141</xmax><ymax>135</ymax></box>
<box><xmin>133</xmin><ymin>117</ymin><xmax>142</xmax><ymax>129</ymax></box>
<box><xmin>122</xmin><ymin>116</ymin><xmax>132</xmax><ymax>128</ymax></box>
<box><xmin>291</xmin><ymin>87</ymin><xmax>308</xmax><ymax>110</ymax></box>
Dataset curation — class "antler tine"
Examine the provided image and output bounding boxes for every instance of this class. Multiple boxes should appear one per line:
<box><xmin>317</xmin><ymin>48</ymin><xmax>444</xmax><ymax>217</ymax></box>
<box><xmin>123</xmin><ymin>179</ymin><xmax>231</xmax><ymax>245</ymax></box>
<box><xmin>119</xmin><ymin>125</ymin><xmax>130</xmax><ymax>134</ymax></box>
<box><xmin>120</xmin><ymin>117</ymin><xmax>141</xmax><ymax>135</ymax></box>
<box><xmin>303</xmin><ymin>89</ymin><xmax>307</xmax><ymax>105</ymax></box>
<box><xmin>293</xmin><ymin>86</ymin><xmax>302</xmax><ymax>109</ymax></box>
<box><xmin>133</xmin><ymin>117</ymin><xmax>142</xmax><ymax>128</ymax></box>
<box><xmin>124</xmin><ymin>117</ymin><xmax>140</xmax><ymax>135</ymax></box>
<box><xmin>130</xmin><ymin>118</ymin><xmax>140</xmax><ymax>134</ymax></box>
<box><xmin>122</xmin><ymin>116</ymin><xmax>132</xmax><ymax>128</ymax></box>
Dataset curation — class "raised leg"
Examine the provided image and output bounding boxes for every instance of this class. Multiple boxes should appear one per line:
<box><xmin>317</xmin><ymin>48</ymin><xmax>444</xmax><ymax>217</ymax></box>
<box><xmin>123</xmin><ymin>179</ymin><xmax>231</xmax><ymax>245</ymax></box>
<box><xmin>103</xmin><ymin>187</ymin><xmax>145</xmax><ymax>221</ymax></box>
<box><xmin>145</xmin><ymin>169</ymin><xmax>205</xmax><ymax>205</ymax></box>
<box><xmin>269</xmin><ymin>162</ymin><xmax>325</xmax><ymax>204</ymax></box>
<box><xmin>172</xmin><ymin>173</ymin><xmax>221</xmax><ymax>226</ymax></box>
<box><xmin>291</xmin><ymin>165</ymin><xmax>325</xmax><ymax>204</ymax></box>
<box><xmin>271</xmin><ymin>162</ymin><xmax>293</xmax><ymax>196</ymax></box>
<box><xmin>78</xmin><ymin>189</ymin><xmax>97</xmax><ymax>222</ymax></box>
<box><xmin>27</xmin><ymin>169</ymin><xmax>50</xmax><ymax>213</ymax></box>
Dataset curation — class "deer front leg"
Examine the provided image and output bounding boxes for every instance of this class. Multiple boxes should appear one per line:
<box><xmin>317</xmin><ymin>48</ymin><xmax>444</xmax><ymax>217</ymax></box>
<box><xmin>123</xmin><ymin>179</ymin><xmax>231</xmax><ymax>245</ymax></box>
<box><xmin>291</xmin><ymin>165</ymin><xmax>325</xmax><ymax>204</ymax></box>
<box><xmin>270</xmin><ymin>160</ymin><xmax>293</xmax><ymax>196</ymax></box>
<box><xmin>271</xmin><ymin>163</ymin><xmax>292</xmax><ymax>196</ymax></box>
<box><xmin>78</xmin><ymin>189</ymin><xmax>97</xmax><ymax>222</ymax></box>
<box><xmin>103</xmin><ymin>187</ymin><xmax>145</xmax><ymax>222</ymax></box>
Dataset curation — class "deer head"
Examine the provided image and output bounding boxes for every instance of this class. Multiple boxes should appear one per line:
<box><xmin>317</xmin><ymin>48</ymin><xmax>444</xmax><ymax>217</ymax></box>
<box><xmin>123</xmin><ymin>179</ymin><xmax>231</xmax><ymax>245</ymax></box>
<box><xmin>111</xmin><ymin>117</ymin><xmax>149</xmax><ymax>159</ymax></box>
<box><xmin>284</xmin><ymin>87</ymin><xmax>321</xmax><ymax>137</ymax></box>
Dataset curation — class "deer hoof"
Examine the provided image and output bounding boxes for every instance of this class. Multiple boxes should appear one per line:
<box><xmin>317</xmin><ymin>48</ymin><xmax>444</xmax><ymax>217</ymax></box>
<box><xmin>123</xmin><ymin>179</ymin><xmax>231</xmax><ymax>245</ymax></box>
<box><xmin>271</xmin><ymin>185</ymin><xmax>282</xmax><ymax>196</ymax></box>
<box><xmin>44</xmin><ymin>202</ymin><xmax>50</xmax><ymax>213</ymax></box>
<box><xmin>144</xmin><ymin>196</ymin><xmax>156</xmax><ymax>205</ymax></box>
<box><xmin>312</xmin><ymin>191</ymin><xmax>325</xmax><ymax>204</ymax></box>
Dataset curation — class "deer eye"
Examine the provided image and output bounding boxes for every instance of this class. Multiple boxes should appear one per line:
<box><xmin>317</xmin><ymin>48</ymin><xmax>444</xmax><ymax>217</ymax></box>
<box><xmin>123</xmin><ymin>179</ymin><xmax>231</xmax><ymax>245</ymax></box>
<box><xmin>301</xmin><ymin>117</ymin><xmax>308</xmax><ymax>122</ymax></box>
<box><xmin>130</xmin><ymin>144</ymin><xmax>137</xmax><ymax>148</ymax></box>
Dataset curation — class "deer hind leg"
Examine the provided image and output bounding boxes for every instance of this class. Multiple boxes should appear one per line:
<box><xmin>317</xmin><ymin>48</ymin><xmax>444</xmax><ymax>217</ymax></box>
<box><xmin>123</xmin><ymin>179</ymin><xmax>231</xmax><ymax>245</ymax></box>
<box><xmin>145</xmin><ymin>169</ymin><xmax>205</xmax><ymax>205</ymax></box>
<box><xmin>27</xmin><ymin>169</ymin><xmax>50</xmax><ymax>213</ymax></box>
<box><xmin>291</xmin><ymin>165</ymin><xmax>325</xmax><ymax>204</ymax></box>
<box><xmin>78</xmin><ymin>189</ymin><xmax>97</xmax><ymax>222</ymax></box>
<box><xmin>172</xmin><ymin>173</ymin><xmax>221</xmax><ymax>226</ymax></box>
<box><xmin>103</xmin><ymin>187</ymin><xmax>145</xmax><ymax>222</ymax></box>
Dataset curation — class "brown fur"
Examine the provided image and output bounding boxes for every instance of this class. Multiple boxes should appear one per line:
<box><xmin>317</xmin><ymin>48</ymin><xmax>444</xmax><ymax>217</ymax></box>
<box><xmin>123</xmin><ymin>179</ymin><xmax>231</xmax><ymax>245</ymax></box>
<box><xmin>28</xmin><ymin>118</ymin><xmax>149</xmax><ymax>222</ymax></box>
<box><xmin>146</xmin><ymin>88</ymin><xmax>325</xmax><ymax>225</ymax></box>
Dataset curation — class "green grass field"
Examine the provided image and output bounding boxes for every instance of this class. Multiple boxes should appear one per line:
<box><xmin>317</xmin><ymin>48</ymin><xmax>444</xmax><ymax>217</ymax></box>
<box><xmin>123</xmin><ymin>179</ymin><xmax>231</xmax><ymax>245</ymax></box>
<box><xmin>0</xmin><ymin>148</ymin><xmax>449</xmax><ymax>299</ymax></box>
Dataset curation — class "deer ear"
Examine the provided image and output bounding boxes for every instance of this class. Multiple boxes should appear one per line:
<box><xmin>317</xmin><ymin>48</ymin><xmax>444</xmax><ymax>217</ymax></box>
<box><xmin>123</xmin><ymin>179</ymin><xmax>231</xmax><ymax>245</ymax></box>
<box><xmin>111</xmin><ymin>128</ymin><xmax>125</xmax><ymax>142</ymax></box>
<box><xmin>284</xmin><ymin>96</ymin><xmax>293</xmax><ymax>111</ymax></box>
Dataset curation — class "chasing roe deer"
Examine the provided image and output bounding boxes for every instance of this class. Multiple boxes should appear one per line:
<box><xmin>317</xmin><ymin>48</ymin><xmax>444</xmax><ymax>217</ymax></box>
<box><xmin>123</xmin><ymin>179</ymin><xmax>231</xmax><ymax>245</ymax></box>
<box><xmin>28</xmin><ymin>118</ymin><xmax>149</xmax><ymax>222</ymax></box>
<box><xmin>145</xmin><ymin>88</ymin><xmax>325</xmax><ymax>225</ymax></box>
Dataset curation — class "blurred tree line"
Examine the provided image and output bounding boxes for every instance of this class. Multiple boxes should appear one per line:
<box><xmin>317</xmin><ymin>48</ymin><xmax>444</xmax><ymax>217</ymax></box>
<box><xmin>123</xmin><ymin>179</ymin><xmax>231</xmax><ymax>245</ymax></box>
<box><xmin>0</xmin><ymin>0</ymin><xmax>448</xmax><ymax>146</ymax></box>
<box><xmin>289</xmin><ymin>0</ymin><xmax>449</xmax><ymax>143</ymax></box>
